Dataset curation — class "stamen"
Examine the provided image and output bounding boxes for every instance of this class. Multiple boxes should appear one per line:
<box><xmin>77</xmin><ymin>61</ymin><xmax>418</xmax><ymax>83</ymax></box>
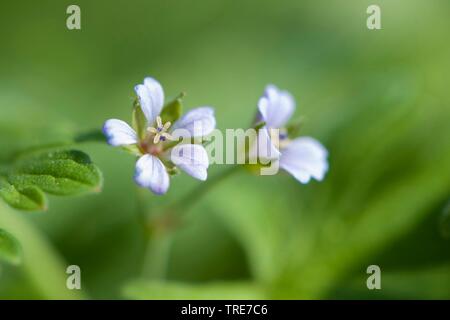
<box><xmin>148</xmin><ymin>127</ymin><xmax>158</xmax><ymax>134</ymax></box>
<box><xmin>156</xmin><ymin>116</ymin><xmax>163</xmax><ymax>129</ymax></box>
<box><xmin>163</xmin><ymin>121</ymin><xmax>171</xmax><ymax>130</ymax></box>
<box><xmin>148</xmin><ymin>117</ymin><xmax>173</xmax><ymax>144</ymax></box>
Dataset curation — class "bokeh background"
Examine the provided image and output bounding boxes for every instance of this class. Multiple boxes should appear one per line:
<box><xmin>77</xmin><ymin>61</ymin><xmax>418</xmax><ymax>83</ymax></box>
<box><xmin>0</xmin><ymin>0</ymin><xmax>449</xmax><ymax>299</ymax></box>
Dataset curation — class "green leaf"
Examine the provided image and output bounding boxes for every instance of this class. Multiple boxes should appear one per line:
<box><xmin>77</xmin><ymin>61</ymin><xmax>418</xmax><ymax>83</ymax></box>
<box><xmin>132</xmin><ymin>101</ymin><xmax>148</xmax><ymax>140</ymax></box>
<box><xmin>8</xmin><ymin>150</ymin><xmax>103</xmax><ymax>196</ymax></box>
<box><xmin>123</xmin><ymin>280</ymin><xmax>265</xmax><ymax>300</ymax></box>
<box><xmin>160</xmin><ymin>93</ymin><xmax>184</xmax><ymax>124</ymax></box>
<box><xmin>0</xmin><ymin>228</ymin><xmax>22</xmax><ymax>265</ymax></box>
<box><xmin>0</xmin><ymin>177</ymin><xmax>47</xmax><ymax>211</ymax></box>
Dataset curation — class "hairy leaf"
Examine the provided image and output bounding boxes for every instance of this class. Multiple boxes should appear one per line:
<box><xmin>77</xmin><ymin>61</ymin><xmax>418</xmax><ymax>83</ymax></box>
<box><xmin>8</xmin><ymin>150</ymin><xmax>103</xmax><ymax>196</ymax></box>
<box><xmin>0</xmin><ymin>178</ymin><xmax>47</xmax><ymax>211</ymax></box>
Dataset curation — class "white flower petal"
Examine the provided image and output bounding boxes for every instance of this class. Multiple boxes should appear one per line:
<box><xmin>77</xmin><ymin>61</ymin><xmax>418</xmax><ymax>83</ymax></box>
<box><xmin>258</xmin><ymin>84</ymin><xmax>295</xmax><ymax>129</ymax></box>
<box><xmin>103</xmin><ymin>119</ymin><xmax>138</xmax><ymax>146</ymax></box>
<box><xmin>134</xmin><ymin>154</ymin><xmax>170</xmax><ymax>195</ymax></box>
<box><xmin>248</xmin><ymin>127</ymin><xmax>281</xmax><ymax>163</ymax></box>
<box><xmin>134</xmin><ymin>77</ymin><xmax>165</xmax><ymax>124</ymax></box>
<box><xmin>280</xmin><ymin>137</ymin><xmax>328</xmax><ymax>184</ymax></box>
<box><xmin>170</xmin><ymin>144</ymin><xmax>209</xmax><ymax>181</ymax></box>
<box><xmin>171</xmin><ymin>107</ymin><xmax>216</xmax><ymax>138</ymax></box>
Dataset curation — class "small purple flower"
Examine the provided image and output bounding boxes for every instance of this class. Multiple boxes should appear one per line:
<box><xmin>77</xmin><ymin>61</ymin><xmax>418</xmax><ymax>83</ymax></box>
<box><xmin>254</xmin><ymin>84</ymin><xmax>328</xmax><ymax>184</ymax></box>
<box><xmin>103</xmin><ymin>77</ymin><xmax>215</xmax><ymax>195</ymax></box>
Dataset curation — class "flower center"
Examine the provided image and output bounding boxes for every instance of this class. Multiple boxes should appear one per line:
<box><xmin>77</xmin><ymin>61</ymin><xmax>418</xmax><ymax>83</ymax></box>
<box><xmin>147</xmin><ymin>116</ymin><xmax>174</xmax><ymax>144</ymax></box>
<box><xmin>269</xmin><ymin>128</ymin><xmax>290</xmax><ymax>150</ymax></box>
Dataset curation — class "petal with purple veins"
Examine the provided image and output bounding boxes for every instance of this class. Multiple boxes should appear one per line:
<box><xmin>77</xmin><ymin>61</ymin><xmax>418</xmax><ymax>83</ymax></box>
<box><xmin>170</xmin><ymin>144</ymin><xmax>209</xmax><ymax>181</ymax></box>
<box><xmin>258</xmin><ymin>84</ymin><xmax>295</xmax><ymax>129</ymax></box>
<box><xmin>134</xmin><ymin>77</ymin><xmax>165</xmax><ymax>125</ymax></box>
<box><xmin>103</xmin><ymin>119</ymin><xmax>138</xmax><ymax>146</ymax></box>
<box><xmin>134</xmin><ymin>154</ymin><xmax>170</xmax><ymax>195</ymax></box>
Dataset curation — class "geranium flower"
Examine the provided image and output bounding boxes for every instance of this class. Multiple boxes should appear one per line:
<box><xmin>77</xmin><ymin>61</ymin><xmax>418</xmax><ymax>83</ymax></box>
<box><xmin>254</xmin><ymin>84</ymin><xmax>328</xmax><ymax>183</ymax></box>
<box><xmin>103</xmin><ymin>77</ymin><xmax>215</xmax><ymax>195</ymax></box>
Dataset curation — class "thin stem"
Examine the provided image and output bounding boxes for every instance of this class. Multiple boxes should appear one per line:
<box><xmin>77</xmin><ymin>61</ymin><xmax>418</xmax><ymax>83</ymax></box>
<box><xmin>142</xmin><ymin>235</ymin><xmax>172</xmax><ymax>279</ymax></box>
<box><xmin>135</xmin><ymin>187</ymin><xmax>150</xmax><ymax>237</ymax></box>
<box><xmin>135</xmin><ymin>187</ymin><xmax>153</xmax><ymax>275</ymax></box>
<box><xmin>139</xmin><ymin>165</ymin><xmax>241</xmax><ymax>279</ymax></box>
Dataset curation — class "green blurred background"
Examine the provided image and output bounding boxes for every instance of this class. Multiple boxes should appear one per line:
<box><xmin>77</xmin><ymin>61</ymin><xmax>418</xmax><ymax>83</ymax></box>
<box><xmin>0</xmin><ymin>0</ymin><xmax>449</xmax><ymax>299</ymax></box>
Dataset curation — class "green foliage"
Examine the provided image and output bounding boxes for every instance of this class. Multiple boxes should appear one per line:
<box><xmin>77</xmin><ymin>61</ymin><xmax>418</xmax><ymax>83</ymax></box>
<box><xmin>0</xmin><ymin>150</ymin><xmax>102</xmax><ymax>211</ymax></box>
<box><xmin>123</xmin><ymin>280</ymin><xmax>265</xmax><ymax>300</ymax></box>
<box><xmin>0</xmin><ymin>229</ymin><xmax>22</xmax><ymax>265</ymax></box>
<box><xmin>160</xmin><ymin>94</ymin><xmax>183</xmax><ymax>124</ymax></box>
<box><xmin>0</xmin><ymin>178</ymin><xmax>46</xmax><ymax>211</ymax></box>
<box><xmin>1</xmin><ymin>0</ymin><xmax>450</xmax><ymax>300</ymax></box>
